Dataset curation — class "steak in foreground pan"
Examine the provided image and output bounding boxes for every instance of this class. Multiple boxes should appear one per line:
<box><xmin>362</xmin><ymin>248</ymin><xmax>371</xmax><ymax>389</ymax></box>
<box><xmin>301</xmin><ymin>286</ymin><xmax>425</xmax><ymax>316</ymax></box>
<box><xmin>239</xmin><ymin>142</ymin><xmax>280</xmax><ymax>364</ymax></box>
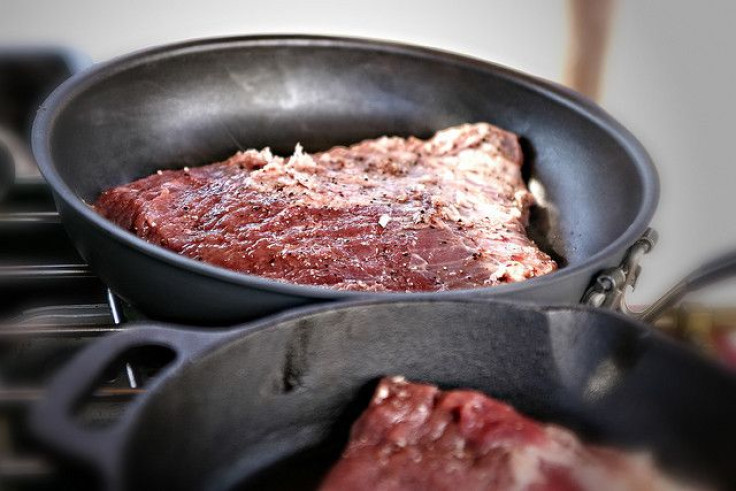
<box><xmin>95</xmin><ymin>123</ymin><xmax>556</xmax><ymax>291</ymax></box>
<box><xmin>320</xmin><ymin>377</ymin><xmax>697</xmax><ymax>491</ymax></box>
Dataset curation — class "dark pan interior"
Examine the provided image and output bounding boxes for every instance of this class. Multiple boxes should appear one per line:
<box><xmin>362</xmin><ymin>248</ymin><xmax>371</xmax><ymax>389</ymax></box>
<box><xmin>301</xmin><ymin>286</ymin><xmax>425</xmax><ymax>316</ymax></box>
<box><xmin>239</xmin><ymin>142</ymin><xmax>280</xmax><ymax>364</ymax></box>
<box><xmin>46</xmin><ymin>38</ymin><xmax>653</xmax><ymax>268</ymax></box>
<box><xmin>120</xmin><ymin>301</ymin><xmax>736</xmax><ymax>490</ymax></box>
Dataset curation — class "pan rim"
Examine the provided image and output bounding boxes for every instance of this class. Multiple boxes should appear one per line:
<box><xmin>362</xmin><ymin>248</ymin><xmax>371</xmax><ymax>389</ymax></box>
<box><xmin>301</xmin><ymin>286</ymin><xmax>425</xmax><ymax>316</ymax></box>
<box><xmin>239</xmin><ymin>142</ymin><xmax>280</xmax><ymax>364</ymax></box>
<box><xmin>32</xmin><ymin>34</ymin><xmax>660</xmax><ymax>301</ymax></box>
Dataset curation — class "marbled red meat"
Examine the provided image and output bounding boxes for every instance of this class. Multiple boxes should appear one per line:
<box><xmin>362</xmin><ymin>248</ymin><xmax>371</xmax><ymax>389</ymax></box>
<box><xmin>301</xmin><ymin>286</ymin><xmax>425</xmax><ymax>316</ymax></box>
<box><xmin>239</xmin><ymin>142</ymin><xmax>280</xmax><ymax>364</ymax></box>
<box><xmin>320</xmin><ymin>377</ymin><xmax>696</xmax><ymax>491</ymax></box>
<box><xmin>94</xmin><ymin>123</ymin><xmax>557</xmax><ymax>291</ymax></box>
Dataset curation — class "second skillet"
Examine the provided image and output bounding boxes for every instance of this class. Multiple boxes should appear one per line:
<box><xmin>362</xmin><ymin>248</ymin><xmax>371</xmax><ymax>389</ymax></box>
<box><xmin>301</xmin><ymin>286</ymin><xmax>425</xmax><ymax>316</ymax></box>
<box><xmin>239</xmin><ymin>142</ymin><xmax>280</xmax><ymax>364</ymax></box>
<box><xmin>32</xmin><ymin>299</ymin><xmax>736</xmax><ymax>490</ymax></box>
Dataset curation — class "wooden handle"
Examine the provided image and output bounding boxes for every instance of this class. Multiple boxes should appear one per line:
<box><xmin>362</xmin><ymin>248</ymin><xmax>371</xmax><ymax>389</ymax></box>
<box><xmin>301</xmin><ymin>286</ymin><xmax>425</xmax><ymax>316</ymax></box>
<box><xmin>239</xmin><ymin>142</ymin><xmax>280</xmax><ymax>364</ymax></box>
<box><xmin>565</xmin><ymin>0</ymin><xmax>617</xmax><ymax>100</ymax></box>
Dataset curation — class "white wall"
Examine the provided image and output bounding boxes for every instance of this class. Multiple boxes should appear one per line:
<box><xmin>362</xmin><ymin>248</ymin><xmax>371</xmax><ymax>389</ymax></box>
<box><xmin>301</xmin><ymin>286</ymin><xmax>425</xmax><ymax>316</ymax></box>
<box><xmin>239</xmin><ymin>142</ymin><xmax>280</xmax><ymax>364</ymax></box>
<box><xmin>0</xmin><ymin>0</ymin><xmax>568</xmax><ymax>78</ymax></box>
<box><xmin>604</xmin><ymin>0</ymin><xmax>736</xmax><ymax>304</ymax></box>
<box><xmin>2</xmin><ymin>0</ymin><xmax>734</xmax><ymax>304</ymax></box>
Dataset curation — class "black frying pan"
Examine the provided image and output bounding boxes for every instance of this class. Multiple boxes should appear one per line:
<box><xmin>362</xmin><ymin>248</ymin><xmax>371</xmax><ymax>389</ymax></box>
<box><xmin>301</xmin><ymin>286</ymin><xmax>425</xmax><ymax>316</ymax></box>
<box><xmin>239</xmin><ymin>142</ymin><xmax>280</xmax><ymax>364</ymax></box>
<box><xmin>31</xmin><ymin>35</ymin><xmax>660</xmax><ymax>324</ymax></box>
<box><xmin>32</xmin><ymin>299</ymin><xmax>736</xmax><ymax>490</ymax></box>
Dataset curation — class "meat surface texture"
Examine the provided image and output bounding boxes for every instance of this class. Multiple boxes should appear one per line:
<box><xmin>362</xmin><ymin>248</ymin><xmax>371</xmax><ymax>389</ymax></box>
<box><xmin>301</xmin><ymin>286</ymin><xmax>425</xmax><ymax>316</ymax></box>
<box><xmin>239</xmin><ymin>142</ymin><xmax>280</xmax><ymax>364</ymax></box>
<box><xmin>320</xmin><ymin>377</ymin><xmax>697</xmax><ymax>491</ymax></box>
<box><xmin>95</xmin><ymin>123</ymin><xmax>557</xmax><ymax>291</ymax></box>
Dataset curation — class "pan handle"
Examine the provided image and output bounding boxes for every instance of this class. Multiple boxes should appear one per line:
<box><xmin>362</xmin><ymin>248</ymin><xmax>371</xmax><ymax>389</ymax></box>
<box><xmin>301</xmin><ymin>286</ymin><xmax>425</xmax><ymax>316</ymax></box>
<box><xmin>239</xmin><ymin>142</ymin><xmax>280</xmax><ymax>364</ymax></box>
<box><xmin>582</xmin><ymin>229</ymin><xmax>657</xmax><ymax>311</ymax></box>
<box><xmin>30</xmin><ymin>324</ymin><xmax>222</xmax><ymax>484</ymax></box>
<box><xmin>584</xmin><ymin>230</ymin><xmax>736</xmax><ymax>322</ymax></box>
<box><xmin>637</xmin><ymin>250</ymin><xmax>736</xmax><ymax>322</ymax></box>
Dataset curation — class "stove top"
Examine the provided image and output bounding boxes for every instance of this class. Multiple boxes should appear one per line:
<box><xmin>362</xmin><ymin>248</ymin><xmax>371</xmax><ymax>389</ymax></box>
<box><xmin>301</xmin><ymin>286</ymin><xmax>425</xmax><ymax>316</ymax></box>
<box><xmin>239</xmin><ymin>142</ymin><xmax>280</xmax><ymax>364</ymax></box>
<box><xmin>1</xmin><ymin>48</ymin><xmax>735</xmax><ymax>491</ymax></box>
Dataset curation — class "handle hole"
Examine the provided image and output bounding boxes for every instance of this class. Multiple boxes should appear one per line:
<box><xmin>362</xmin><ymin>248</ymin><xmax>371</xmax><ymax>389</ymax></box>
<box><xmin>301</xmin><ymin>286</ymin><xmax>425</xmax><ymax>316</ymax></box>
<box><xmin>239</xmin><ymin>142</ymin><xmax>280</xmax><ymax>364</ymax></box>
<box><xmin>73</xmin><ymin>345</ymin><xmax>176</xmax><ymax>429</ymax></box>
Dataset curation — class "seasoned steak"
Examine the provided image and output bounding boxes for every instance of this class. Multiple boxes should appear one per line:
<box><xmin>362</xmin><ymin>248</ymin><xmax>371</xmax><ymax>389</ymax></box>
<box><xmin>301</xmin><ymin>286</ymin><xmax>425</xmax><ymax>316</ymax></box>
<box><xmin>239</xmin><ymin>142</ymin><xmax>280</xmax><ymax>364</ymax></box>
<box><xmin>95</xmin><ymin>123</ymin><xmax>556</xmax><ymax>291</ymax></box>
<box><xmin>320</xmin><ymin>377</ymin><xmax>695</xmax><ymax>491</ymax></box>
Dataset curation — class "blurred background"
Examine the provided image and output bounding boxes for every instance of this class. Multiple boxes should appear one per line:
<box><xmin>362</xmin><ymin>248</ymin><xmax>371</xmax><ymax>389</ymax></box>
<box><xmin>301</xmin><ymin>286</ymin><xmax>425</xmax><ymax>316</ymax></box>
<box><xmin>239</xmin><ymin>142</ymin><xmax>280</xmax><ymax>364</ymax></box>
<box><xmin>1</xmin><ymin>0</ymin><xmax>735</xmax><ymax>304</ymax></box>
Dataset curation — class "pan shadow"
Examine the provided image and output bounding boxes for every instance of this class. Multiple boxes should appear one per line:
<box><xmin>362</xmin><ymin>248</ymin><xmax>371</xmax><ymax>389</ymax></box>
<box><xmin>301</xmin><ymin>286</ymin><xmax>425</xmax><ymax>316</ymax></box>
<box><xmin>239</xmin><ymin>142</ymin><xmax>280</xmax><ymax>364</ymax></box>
<box><xmin>519</xmin><ymin>136</ymin><xmax>567</xmax><ymax>268</ymax></box>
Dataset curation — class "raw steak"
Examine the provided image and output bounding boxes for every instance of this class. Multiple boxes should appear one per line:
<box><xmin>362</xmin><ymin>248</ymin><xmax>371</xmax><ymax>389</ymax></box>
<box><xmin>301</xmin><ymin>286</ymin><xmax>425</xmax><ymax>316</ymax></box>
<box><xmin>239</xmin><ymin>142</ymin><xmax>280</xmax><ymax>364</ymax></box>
<box><xmin>320</xmin><ymin>377</ymin><xmax>697</xmax><ymax>491</ymax></box>
<box><xmin>95</xmin><ymin>123</ymin><xmax>557</xmax><ymax>291</ymax></box>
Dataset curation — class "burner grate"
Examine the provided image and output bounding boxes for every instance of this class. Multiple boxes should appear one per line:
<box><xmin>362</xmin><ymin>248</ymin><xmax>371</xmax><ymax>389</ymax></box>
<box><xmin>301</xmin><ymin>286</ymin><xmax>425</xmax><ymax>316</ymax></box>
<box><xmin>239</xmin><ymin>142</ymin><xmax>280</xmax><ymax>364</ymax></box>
<box><xmin>0</xmin><ymin>185</ymin><xmax>145</xmax><ymax>490</ymax></box>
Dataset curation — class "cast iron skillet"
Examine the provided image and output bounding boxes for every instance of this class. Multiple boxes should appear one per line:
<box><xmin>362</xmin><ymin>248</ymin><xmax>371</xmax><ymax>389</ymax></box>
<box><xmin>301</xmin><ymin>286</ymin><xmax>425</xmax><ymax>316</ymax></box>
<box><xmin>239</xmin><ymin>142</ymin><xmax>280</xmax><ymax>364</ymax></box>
<box><xmin>32</xmin><ymin>35</ymin><xmax>659</xmax><ymax>324</ymax></box>
<box><xmin>32</xmin><ymin>299</ymin><xmax>736</xmax><ymax>490</ymax></box>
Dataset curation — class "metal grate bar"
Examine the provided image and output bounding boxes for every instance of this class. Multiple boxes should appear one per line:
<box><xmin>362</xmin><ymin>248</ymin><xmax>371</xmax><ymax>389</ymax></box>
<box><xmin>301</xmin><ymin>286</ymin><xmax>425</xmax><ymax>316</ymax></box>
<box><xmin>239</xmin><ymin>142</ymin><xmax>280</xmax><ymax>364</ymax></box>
<box><xmin>0</xmin><ymin>211</ymin><xmax>60</xmax><ymax>224</ymax></box>
<box><xmin>3</xmin><ymin>303</ymin><xmax>118</xmax><ymax>337</ymax></box>
<box><xmin>106</xmin><ymin>289</ymin><xmax>139</xmax><ymax>389</ymax></box>
<box><xmin>0</xmin><ymin>324</ymin><xmax>121</xmax><ymax>339</ymax></box>
<box><xmin>106</xmin><ymin>289</ymin><xmax>123</xmax><ymax>325</ymax></box>
<box><xmin>0</xmin><ymin>387</ymin><xmax>144</xmax><ymax>407</ymax></box>
<box><xmin>0</xmin><ymin>456</ymin><xmax>56</xmax><ymax>480</ymax></box>
<box><xmin>0</xmin><ymin>263</ymin><xmax>93</xmax><ymax>279</ymax></box>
